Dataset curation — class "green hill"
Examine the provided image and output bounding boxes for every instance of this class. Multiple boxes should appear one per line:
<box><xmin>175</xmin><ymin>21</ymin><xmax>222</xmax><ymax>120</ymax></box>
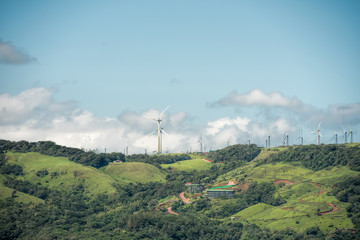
<box><xmin>1</xmin><ymin>141</ymin><xmax>360</xmax><ymax>239</ymax></box>
<box><xmin>5</xmin><ymin>151</ymin><xmax>119</xmax><ymax>196</ymax></box>
<box><xmin>160</xmin><ymin>155</ymin><xmax>212</xmax><ymax>172</ymax></box>
<box><xmin>101</xmin><ymin>162</ymin><xmax>166</xmax><ymax>183</ymax></box>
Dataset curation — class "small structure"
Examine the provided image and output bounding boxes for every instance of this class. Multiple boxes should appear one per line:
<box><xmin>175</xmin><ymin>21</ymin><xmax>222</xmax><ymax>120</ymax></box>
<box><xmin>206</xmin><ymin>189</ymin><xmax>235</xmax><ymax>198</ymax></box>
<box><xmin>187</xmin><ymin>184</ymin><xmax>204</xmax><ymax>193</ymax></box>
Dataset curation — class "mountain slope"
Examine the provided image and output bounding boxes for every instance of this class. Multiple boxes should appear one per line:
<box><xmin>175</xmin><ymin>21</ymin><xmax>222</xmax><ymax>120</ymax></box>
<box><xmin>5</xmin><ymin>152</ymin><xmax>120</xmax><ymax>196</ymax></box>
<box><xmin>101</xmin><ymin>162</ymin><xmax>167</xmax><ymax>183</ymax></box>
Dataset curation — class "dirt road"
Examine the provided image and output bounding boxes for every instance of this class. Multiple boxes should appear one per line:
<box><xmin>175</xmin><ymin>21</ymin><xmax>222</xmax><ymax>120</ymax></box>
<box><xmin>179</xmin><ymin>192</ymin><xmax>190</xmax><ymax>204</ymax></box>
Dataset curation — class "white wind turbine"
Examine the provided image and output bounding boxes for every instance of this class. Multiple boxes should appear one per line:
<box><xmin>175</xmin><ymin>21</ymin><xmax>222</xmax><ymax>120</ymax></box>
<box><xmin>198</xmin><ymin>134</ymin><xmax>203</xmax><ymax>153</ymax></box>
<box><xmin>312</xmin><ymin>122</ymin><xmax>322</xmax><ymax>145</ymax></box>
<box><xmin>342</xmin><ymin>127</ymin><xmax>348</xmax><ymax>144</ymax></box>
<box><xmin>330</xmin><ymin>132</ymin><xmax>338</xmax><ymax>144</ymax></box>
<box><xmin>348</xmin><ymin>128</ymin><xmax>354</xmax><ymax>143</ymax></box>
<box><xmin>226</xmin><ymin>137</ymin><xmax>231</xmax><ymax>147</ymax></box>
<box><xmin>297</xmin><ymin>129</ymin><xmax>304</xmax><ymax>146</ymax></box>
<box><xmin>144</xmin><ymin>106</ymin><xmax>169</xmax><ymax>154</ymax></box>
<box><xmin>282</xmin><ymin>132</ymin><xmax>289</xmax><ymax>146</ymax></box>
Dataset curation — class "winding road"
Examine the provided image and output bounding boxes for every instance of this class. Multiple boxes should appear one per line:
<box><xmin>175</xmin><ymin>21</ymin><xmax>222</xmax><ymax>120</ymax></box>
<box><xmin>277</xmin><ymin>180</ymin><xmax>338</xmax><ymax>215</ymax></box>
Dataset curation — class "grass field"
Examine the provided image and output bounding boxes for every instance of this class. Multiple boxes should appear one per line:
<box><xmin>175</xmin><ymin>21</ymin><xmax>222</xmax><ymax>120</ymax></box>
<box><xmin>0</xmin><ymin>185</ymin><xmax>44</xmax><ymax>204</ymax></box>
<box><xmin>233</xmin><ymin>201</ymin><xmax>352</xmax><ymax>233</ymax></box>
<box><xmin>160</xmin><ymin>155</ymin><xmax>212</xmax><ymax>171</ymax></box>
<box><xmin>101</xmin><ymin>162</ymin><xmax>166</xmax><ymax>183</ymax></box>
<box><xmin>6</xmin><ymin>152</ymin><xmax>120</xmax><ymax>196</ymax></box>
<box><xmin>222</xmin><ymin>159</ymin><xmax>359</xmax><ymax>234</ymax></box>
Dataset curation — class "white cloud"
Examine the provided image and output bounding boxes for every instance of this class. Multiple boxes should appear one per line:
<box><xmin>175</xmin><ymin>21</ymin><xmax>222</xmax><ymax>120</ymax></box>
<box><xmin>213</xmin><ymin>89</ymin><xmax>304</xmax><ymax>108</ymax></box>
<box><xmin>0</xmin><ymin>39</ymin><xmax>36</xmax><ymax>64</ymax></box>
<box><xmin>205</xmin><ymin>117</ymin><xmax>250</xmax><ymax>136</ymax></box>
<box><xmin>1</xmin><ymin>88</ymin><xmax>359</xmax><ymax>153</ymax></box>
<box><xmin>0</xmin><ymin>88</ymin><xmax>201</xmax><ymax>153</ymax></box>
<box><xmin>211</xmin><ymin>89</ymin><xmax>360</xmax><ymax>129</ymax></box>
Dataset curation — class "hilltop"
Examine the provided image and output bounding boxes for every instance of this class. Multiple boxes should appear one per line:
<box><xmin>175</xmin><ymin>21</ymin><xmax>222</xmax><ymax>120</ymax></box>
<box><xmin>0</xmin><ymin>140</ymin><xmax>359</xmax><ymax>239</ymax></box>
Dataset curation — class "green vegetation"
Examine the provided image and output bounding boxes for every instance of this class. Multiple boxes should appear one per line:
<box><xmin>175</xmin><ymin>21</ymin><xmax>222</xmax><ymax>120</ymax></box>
<box><xmin>160</xmin><ymin>156</ymin><xmax>212</xmax><ymax>172</ymax></box>
<box><xmin>265</xmin><ymin>144</ymin><xmax>360</xmax><ymax>171</ymax></box>
<box><xmin>0</xmin><ymin>140</ymin><xmax>360</xmax><ymax>239</ymax></box>
<box><xmin>102</xmin><ymin>162</ymin><xmax>166</xmax><ymax>183</ymax></box>
<box><xmin>0</xmin><ymin>139</ymin><xmax>125</xmax><ymax>168</ymax></box>
<box><xmin>5</xmin><ymin>152</ymin><xmax>120</xmax><ymax>196</ymax></box>
<box><xmin>126</xmin><ymin>153</ymin><xmax>191</xmax><ymax>167</ymax></box>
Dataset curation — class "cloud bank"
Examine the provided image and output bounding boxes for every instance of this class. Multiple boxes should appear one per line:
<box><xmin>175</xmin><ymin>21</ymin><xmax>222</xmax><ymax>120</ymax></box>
<box><xmin>1</xmin><ymin>88</ymin><xmax>359</xmax><ymax>153</ymax></box>
<box><xmin>211</xmin><ymin>89</ymin><xmax>360</xmax><ymax>129</ymax></box>
<box><xmin>0</xmin><ymin>39</ymin><xmax>36</xmax><ymax>64</ymax></box>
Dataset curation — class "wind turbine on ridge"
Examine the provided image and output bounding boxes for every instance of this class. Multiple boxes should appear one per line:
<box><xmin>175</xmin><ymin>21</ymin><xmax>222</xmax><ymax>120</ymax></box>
<box><xmin>330</xmin><ymin>132</ymin><xmax>338</xmax><ymax>144</ymax></box>
<box><xmin>342</xmin><ymin>127</ymin><xmax>348</xmax><ymax>144</ymax></box>
<box><xmin>144</xmin><ymin>106</ymin><xmax>169</xmax><ymax>154</ymax></box>
<box><xmin>312</xmin><ymin>122</ymin><xmax>322</xmax><ymax>145</ymax></box>
<box><xmin>297</xmin><ymin>129</ymin><xmax>304</xmax><ymax>145</ymax></box>
<box><xmin>348</xmin><ymin>128</ymin><xmax>354</xmax><ymax>143</ymax></box>
<box><xmin>282</xmin><ymin>132</ymin><xmax>289</xmax><ymax>146</ymax></box>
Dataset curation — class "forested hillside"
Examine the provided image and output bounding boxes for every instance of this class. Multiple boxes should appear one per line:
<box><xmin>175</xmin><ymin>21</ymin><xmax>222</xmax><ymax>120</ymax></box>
<box><xmin>0</xmin><ymin>140</ymin><xmax>359</xmax><ymax>239</ymax></box>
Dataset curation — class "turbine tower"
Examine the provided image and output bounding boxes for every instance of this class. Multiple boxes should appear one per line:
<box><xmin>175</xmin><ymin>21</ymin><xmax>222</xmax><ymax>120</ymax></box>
<box><xmin>282</xmin><ymin>132</ymin><xmax>289</xmax><ymax>146</ymax></box>
<box><xmin>312</xmin><ymin>122</ymin><xmax>321</xmax><ymax>145</ymax></box>
<box><xmin>198</xmin><ymin>134</ymin><xmax>203</xmax><ymax>153</ymax></box>
<box><xmin>226</xmin><ymin>137</ymin><xmax>231</xmax><ymax>147</ymax></box>
<box><xmin>349</xmin><ymin>129</ymin><xmax>353</xmax><ymax>143</ymax></box>
<box><xmin>343</xmin><ymin>128</ymin><xmax>348</xmax><ymax>144</ymax></box>
<box><xmin>145</xmin><ymin>106</ymin><xmax>169</xmax><ymax>154</ymax></box>
<box><xmin>297</xmin><ymin>129</ymin><xmax>304</xmax><ymax>146</ymax></box>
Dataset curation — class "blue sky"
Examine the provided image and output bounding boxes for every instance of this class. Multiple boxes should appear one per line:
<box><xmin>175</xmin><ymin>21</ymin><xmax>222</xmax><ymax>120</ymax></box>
<box><xmin>1</xmin><ymin>1</ymin><xmax>360</xmax><ymax>153</ymax></box>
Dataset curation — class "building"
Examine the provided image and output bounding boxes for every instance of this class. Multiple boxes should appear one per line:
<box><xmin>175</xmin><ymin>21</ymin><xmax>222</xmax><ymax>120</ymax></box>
<box><xmin>206</xmin><ymin>189</ymin><xmax>235</xmax><ymax>198</ymax></box>
<box><xmin>187</xmin><ymin>184</ymin><xmax>204</xmax><ymax>193</ymax></box>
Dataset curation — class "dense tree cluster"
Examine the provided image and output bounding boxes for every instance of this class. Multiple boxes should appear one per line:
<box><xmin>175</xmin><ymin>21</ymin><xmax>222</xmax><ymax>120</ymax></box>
<box><xmin>205</xmin><ymin>144</ymin><xmax>261</xmax><ymax>176</ymax></box>
<box><xmin>0</xmin><ymin>140</ymin><xmax>125</xmax><ymax>168</ymax></box>
<box><xmin>0</xmin><ymin>151</ymin><xmax>23</xmax><ymax>176</ymax></box>
<box><xmin>332</xmin><ymin>176</ymin><xmax>360</xmax><ymax>236</ymax></box>
<box><xmin>265</xmin><ymin>144</ymin><xmax>360</xmax><ymax>171</ymax></box>
<box><xmin>207</xmin><ymin>144</ymin><xmax>260</xmax><ymax>165</ymax></box>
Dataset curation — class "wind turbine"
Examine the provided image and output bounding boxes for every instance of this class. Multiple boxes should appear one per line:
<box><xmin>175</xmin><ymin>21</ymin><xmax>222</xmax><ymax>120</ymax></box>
<box><xmin>348</xmin><ymin>128</ymin><xmax>354</xmax><ymax>143</ymax></box>
<box><xmin>297</xmin><ymin>129</ymin><xmax>304</xmax><ymax>145</ymax></box>
<box><xmin>267</xmin><ymin>135</ymin><xmax>271</xmax><ymax>148</ymax></box>
<box><xmin>198</xmin><ymin>134</ymin><xmax>203</xmax><ymax>153</ymax></box>
<box><xmin>144</xmin><ymin>106</ymin><xmax>169</xmax><ymax>154</ymax></box>
<box><xmin>330</xmin><ymin>132</ymin><xmax>338</xmax><ymax>144</ymax></box>
<box><xmin>282</xmin><ymin>132</ymin><xmax>289</xmax><ymax>146</ymax></box>
<box><xmin>226</xmin><ymin>137</ymin><xmax>231</xmax><ymax>147</ymax></box>
<box><xmin>312</xmin><ymin>122</ymin><xmax>322</xmax><ymax>145</ymax></box>
<box><xmin>343</xmin><ymin>127</ymin><xmax>348</xmax><ymax>144</ymax></box>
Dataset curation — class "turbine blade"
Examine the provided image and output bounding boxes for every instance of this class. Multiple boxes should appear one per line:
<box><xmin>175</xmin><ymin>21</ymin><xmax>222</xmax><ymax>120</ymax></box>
<box><xmin>147</xmin><ymin>130</ymin><xmax>157</xmax><ymax>136</ymax></box>
<box><xmin>161</xmin><ymin>129</ymin><xmax>168</xmax><ymax>135</ymax></box>
<box><xmin>158</xmin><ymin>105</ymin><xmax>170</xmax><ymax>119</ymax></box>
<box><xmin>317</xmin><ymin>122</ymin><xmax>321</xmax><ymax>130</ymax></box>
<box><xmin>144</xmin><ymin>115</ymin><xmax>157</xmax><ymax>121</ymax></box>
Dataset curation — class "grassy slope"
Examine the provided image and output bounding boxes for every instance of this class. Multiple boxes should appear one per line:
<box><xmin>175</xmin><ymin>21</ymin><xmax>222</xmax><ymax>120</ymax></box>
<box><xmin>101</xmin><ymin>162</ymin><xmax>166</xmax><ymax>183</ymax></box>
<box><xmin>160</xmin><ymin>155</ymin><xmax>212</xmax><ymax>171</ymax></box>
<box><xmin>0</xmin><ymin>174</ymin><xmax>44</xmax><ymax>204</ymax></box>
<box><xmin>6</xmin><ymin>152</ymin><xmax>119</xmax><ymax>196</ymax></box>
<box><xmin>219</xmin><ymin>148</ymin><xmax>359</xmax><ymax>233</ymax></box>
